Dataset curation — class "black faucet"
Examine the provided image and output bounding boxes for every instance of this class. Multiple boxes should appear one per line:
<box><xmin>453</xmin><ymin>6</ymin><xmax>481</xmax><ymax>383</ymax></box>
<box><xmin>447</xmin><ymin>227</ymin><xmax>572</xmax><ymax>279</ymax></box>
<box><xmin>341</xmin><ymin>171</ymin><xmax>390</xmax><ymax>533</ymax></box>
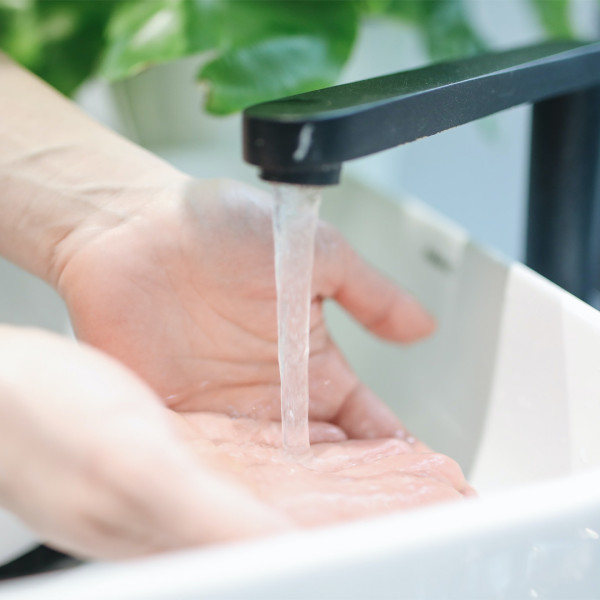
<box><xmin>243</xmin><ymin>40</ymin><xmax>600</xmax><ymax>304</ymax></box>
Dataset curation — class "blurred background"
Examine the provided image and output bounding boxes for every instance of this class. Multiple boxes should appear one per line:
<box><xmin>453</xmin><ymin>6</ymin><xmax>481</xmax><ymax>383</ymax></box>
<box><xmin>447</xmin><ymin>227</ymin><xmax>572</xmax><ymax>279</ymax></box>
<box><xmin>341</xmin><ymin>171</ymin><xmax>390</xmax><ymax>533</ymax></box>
<box><xmin>0</xmin><ymin>0</ymin><xmax>598</xmax><ymax>328</ymax></box>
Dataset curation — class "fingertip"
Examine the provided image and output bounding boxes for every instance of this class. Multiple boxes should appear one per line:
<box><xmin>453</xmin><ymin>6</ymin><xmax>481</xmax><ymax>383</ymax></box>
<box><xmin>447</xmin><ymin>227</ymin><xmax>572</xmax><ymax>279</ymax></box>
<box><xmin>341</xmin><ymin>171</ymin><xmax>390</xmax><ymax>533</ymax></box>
<box><xmin>333</xmin><ymin>383</ymin><xmax>404</xmax><ymax>440</ymax></box>
<box><xmin>394</xmin><ymin>428</ymin><xmax>431</xmax><ymax>453</ymax></box>
<box><xmin>409</xmin><ymin>301</ymin><xmax>436</xmax><ymax>340</ymax></box>
<box><xmin>463</xmin><ymin>485</ymin><xmax>479</xmax><ymax>498</ymax></box>
<box><xmin>328</xmin><ymin>242</ymin><xmax>436</xmax><ymax>343</ymax></box>
<box><xmin>371</xmin><ymin>290</ymin><xmax>436</xmax><ymax>343</ymax></box>
<box><xmin>309</xmin><ymin>422</ymin><xmax>348</xmax><ymax>444</ymax></box>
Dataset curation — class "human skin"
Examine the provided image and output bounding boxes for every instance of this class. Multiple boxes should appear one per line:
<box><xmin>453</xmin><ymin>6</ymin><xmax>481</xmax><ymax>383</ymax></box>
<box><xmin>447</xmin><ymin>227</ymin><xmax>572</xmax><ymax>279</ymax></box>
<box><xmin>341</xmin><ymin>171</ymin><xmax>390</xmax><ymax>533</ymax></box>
<box><xmin>172</xmin><ymin>411</ymin><xmax>475</xmax><ymax>528</ymax></box>
<box><xmin>0</xmin><ymin>327</ymin><xmax>287</xmax><ymax>559</ymax></box>
<box><xmin>0</xmin><ymin>52</ymin><xmax>434</xmax><ymax>439</ymax></box>
<box><xmin>58</xmin><ymin>176</ymin><xmax>435</xmax><ymax>439</ymax></box>
<box><xmin>0</xmin><ymin>53</ymin><xmax>471</xmax><ymax>559</ymax></box>
<box><xmin>0</xmin><ymin>327</ymin><xmax>472</xmax><ymax>559</ymax></box>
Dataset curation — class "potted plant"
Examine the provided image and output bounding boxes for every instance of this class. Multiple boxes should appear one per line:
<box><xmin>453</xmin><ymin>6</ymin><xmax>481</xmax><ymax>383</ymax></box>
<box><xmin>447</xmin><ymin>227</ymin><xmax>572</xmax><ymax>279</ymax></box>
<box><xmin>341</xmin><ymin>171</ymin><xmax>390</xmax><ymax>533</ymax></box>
<box><xmin>0</xmin><ymin>0</ymin><xmax>583</xmax><ymax>188</ymax></box>
<box><xmin>0</xmin><ymin>0</ymin><xmax>576</xmax><ymax>115</ymax></box>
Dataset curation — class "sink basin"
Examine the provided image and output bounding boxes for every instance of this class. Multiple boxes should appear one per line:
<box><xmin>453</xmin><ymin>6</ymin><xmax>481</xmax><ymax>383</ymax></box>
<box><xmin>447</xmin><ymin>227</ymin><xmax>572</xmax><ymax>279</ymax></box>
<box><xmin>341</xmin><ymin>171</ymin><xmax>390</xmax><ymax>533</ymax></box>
<box><xmin>2</xmin><ymin>183</ymin><xmax>599</xmax><ymax>598</ymax></box>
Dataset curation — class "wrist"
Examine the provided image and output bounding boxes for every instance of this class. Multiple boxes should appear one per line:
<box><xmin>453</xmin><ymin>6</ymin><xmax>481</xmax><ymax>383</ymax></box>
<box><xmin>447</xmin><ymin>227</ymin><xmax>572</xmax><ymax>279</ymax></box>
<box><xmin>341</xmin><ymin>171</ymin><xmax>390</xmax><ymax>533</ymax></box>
<box><xmin>0</xmin><ymin>53</ymin><xmax>189</xmax><ymax>289</ymax></box>
<box><xmin>48</xmin><ymin>169</ymin><xmax>190</xmax><ymax>292</ymax></box>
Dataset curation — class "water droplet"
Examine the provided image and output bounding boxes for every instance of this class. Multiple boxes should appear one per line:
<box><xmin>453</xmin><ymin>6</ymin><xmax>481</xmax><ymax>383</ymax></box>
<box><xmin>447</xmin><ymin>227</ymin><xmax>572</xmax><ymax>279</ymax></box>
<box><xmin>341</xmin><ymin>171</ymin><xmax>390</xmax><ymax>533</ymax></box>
<box><xmin>529</xmin><ymin>589</ymin><xmax>539</xmax><ymax>598</ymax></box>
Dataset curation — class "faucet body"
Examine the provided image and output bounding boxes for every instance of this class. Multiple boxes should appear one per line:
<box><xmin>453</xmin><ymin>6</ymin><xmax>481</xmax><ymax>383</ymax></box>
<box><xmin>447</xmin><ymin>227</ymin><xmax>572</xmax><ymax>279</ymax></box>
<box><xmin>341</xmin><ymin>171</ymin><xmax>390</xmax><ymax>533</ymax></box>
<box><xmin>243</xmin><ymin>40</ymin><xmax>600</xmax><ymax>304</ymax></box>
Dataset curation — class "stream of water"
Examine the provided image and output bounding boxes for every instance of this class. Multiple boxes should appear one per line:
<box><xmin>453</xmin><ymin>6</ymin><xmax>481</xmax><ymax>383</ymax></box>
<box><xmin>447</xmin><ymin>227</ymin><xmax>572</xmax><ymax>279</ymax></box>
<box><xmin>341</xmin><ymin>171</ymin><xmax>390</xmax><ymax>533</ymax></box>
<box><xmin>273</xmin><ymin>184</ymin><xmax>322</xmax><ymax>456</ymax></box>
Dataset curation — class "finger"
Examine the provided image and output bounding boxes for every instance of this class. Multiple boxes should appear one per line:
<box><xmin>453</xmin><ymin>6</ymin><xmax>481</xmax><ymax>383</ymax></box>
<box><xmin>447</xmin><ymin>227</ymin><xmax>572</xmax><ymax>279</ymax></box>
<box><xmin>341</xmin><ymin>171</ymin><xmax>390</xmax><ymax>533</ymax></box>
<box><xmin>314</xmin><ymin>226</ymin><xmax>435</xmax><ymax>342</ymax></box>
<box><xmin>308</xmin><ymin>339</ymin><xmax>428</xmax><ymax>449</ymax></box>
<box><xmin>173</xmin><ymin>411</ymin><xmax>347</xmax><ymax>446</ymax></box>
<box><xmin>332</xmin><ymin>382</ymin><xmax>430</xmax><ymax>452</ymax></box>
<box><xmin>65</xmin><ymin>441</ymin><xmax>289</xmax><ymax>559</ymax></box>
<box><xmin>130</xmin><ymin>447</ymin><xmax>290</xmax><ymax>549</ymax></box>
<box><xmin>309</xmin><ymin>421</ymin><xmax>348</xmax><ymax>444</ymax></box>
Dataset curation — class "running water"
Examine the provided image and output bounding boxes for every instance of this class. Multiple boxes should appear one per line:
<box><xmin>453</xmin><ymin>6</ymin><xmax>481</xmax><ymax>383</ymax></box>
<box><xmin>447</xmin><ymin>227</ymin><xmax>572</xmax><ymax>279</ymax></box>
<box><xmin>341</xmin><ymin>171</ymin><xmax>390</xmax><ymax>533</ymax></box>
<box><xmin>272</xmin><ymin>184</ymin><xmax>322</xmax><ymax>456</ymax></box>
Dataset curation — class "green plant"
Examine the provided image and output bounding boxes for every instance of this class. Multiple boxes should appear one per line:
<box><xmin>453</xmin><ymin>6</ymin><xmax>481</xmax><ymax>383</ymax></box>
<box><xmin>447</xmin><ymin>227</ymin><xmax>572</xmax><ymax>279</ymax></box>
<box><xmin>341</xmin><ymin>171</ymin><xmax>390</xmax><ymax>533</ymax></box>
<box><xmin>0</xmin><ymin>0</ymin><xmax>577</xmax><ymax>115</ymax></box>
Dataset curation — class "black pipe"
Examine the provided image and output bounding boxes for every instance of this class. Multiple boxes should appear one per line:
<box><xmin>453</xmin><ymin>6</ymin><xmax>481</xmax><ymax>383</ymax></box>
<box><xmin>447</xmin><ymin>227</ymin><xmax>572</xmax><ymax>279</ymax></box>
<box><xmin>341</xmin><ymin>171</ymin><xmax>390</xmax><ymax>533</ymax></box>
<box><xmin>527</xmin><ymin>86</ymin><xmax>600</xmax><ymax>300</ymax></box>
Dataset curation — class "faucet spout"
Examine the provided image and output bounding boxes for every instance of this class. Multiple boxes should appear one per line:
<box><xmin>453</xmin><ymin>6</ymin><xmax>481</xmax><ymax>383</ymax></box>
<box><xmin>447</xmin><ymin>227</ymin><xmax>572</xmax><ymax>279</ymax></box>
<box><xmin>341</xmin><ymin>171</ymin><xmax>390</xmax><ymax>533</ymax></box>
<box><xmin>243</xmin><ymin>40</ymin><xmax>600</xmax><ymax>185</ymax></box>
<box><xmin>243</xmin><ymin>39</ymin><xmax>600</xmax><ymax>303</ymax></box>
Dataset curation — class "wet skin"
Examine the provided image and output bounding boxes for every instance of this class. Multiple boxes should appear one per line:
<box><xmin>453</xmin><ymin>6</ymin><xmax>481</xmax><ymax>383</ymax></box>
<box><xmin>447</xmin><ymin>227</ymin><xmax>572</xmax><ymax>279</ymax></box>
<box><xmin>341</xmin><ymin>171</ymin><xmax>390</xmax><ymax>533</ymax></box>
<box><xmin>171</xmin><ymin>411</ymin><xmax>476</xmax><ymax>528</ymax></box>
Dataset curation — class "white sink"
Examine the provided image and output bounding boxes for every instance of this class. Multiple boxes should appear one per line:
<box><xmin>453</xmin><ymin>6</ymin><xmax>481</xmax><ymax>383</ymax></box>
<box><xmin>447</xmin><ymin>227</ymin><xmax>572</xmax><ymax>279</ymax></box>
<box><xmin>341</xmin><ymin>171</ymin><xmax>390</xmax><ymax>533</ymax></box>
<box><xmin>2</xmin><ymin>183</ymin><xmax>599</xmax><ymax>598</ymax></box>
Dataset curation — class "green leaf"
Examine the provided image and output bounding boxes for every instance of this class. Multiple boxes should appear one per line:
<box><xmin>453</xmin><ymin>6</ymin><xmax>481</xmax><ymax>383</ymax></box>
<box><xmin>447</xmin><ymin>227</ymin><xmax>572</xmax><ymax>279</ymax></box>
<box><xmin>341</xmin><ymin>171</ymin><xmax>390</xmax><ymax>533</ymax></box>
<box><xmin>35</xmin><ymin>1</ymin><xmax>115</xmax><ymax>96</ymax></box>
<box><xmin>375</xmin><ymin>0</ymin><xmax>431</xmax><ymax>23</ymax></box>
<box><xmin>201</xmin><ymin>36</ymin><xmax>337</xmax><ymax>115</ymax></box>
<box><xmin>0</xmin><ymin>5</ymin><xmax>42</xmax><ymax>66</ymax></box>
<box><xmin>0</xmin><ymin>1</ymin><xmax>115</xmax><ymax>96</ymax></box>
<box><xmin>421</xmin><ymin>1</ymin><xmax>487</xmax><ymax>60</ymax></box>
<box><xmin>374</xmin><ymin>0</ymin><xmax>486</xmax><ymax>61</ymax></box>
<box><xmin>528</xmin><ymin>0</ymin><xmax>573</xmax><ymax>38</ymax></box>
<box><xmin>0</xmin><ymin>0</ymin><xmax>32</xmax><ymax>9</ymax></box>
<box><xmin>199</xmin><ymin>0</ymin><xmax>359</xmax><ymax>115</ymax></box>
<box><xmin>215</xmin><ymin>0</ymin><xmax>356</xmax><ymax>48</ymax></box>
<box><xmin>358</xmin><ymin>0</ymin><xmax>391</xmax><ymax>16</ymax></box>
<box><xmin>100</xmin><ymin>0</ymin><xmax>220</xmax><ymax>81</ymax></box>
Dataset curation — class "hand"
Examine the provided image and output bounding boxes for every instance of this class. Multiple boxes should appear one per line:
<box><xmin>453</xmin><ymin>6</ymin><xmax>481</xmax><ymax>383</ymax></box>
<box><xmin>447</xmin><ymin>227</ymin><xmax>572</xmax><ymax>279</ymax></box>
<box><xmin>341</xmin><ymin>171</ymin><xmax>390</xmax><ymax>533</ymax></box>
<box><xmin>171</xmin><ymin>411</ymin><xmax>475</xmax><ymax>526</ymax></box>
<box><xmin>56</xmin><ymin>176</ymin><xmax>435</xmax><ymax>440</ymax></box>
<box><xmin>0</xmin><ymin>327</ymin><xmax>287</xmax><ymax>559</ymax></box>
<box><xmin>0</xmin><ymin>327</ymin><xmax>469</xmax><ymax>560</ymax></box>
<box><xmin>1</xmin><ymin>57</ymin><xmax>433</xmax><ymax>440</ymax></box>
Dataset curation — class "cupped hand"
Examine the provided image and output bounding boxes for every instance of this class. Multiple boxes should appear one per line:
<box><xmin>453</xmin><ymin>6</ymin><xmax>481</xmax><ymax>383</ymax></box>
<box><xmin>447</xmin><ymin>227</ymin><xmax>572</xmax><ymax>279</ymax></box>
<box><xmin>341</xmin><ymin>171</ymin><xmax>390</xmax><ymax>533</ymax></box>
<box><xmin>0</xmin><ymin>329</ymin><xmax>469</xmax><ymax>560</ymax></box>
<box><xmin>0</xmin><ymin>327</ymin><xmax>287</xmax><ymax>559</ymax></box>
<box><xmin>171</xmin><ymin>411</ymin><xmax>475</xmax><ymax>526</ymax></box>
<box><xmin>56</xmin><ymin>176</ymin><xmax>434</xmax><ymax>440</ymax></box>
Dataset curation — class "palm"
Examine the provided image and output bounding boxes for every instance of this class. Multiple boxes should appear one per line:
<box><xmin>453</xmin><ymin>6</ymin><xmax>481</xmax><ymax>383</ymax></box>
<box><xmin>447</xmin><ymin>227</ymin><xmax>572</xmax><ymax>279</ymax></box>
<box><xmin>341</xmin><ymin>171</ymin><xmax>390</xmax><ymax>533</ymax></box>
<box><xmin>171</xmin><ymin>411</ymin><xmax>475</xmax><ymax>526</ymax></box>
<box><xmin>59</xmin><ymin>178</ymin><xmax>433</xmax><ymax>438</ymax></box>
